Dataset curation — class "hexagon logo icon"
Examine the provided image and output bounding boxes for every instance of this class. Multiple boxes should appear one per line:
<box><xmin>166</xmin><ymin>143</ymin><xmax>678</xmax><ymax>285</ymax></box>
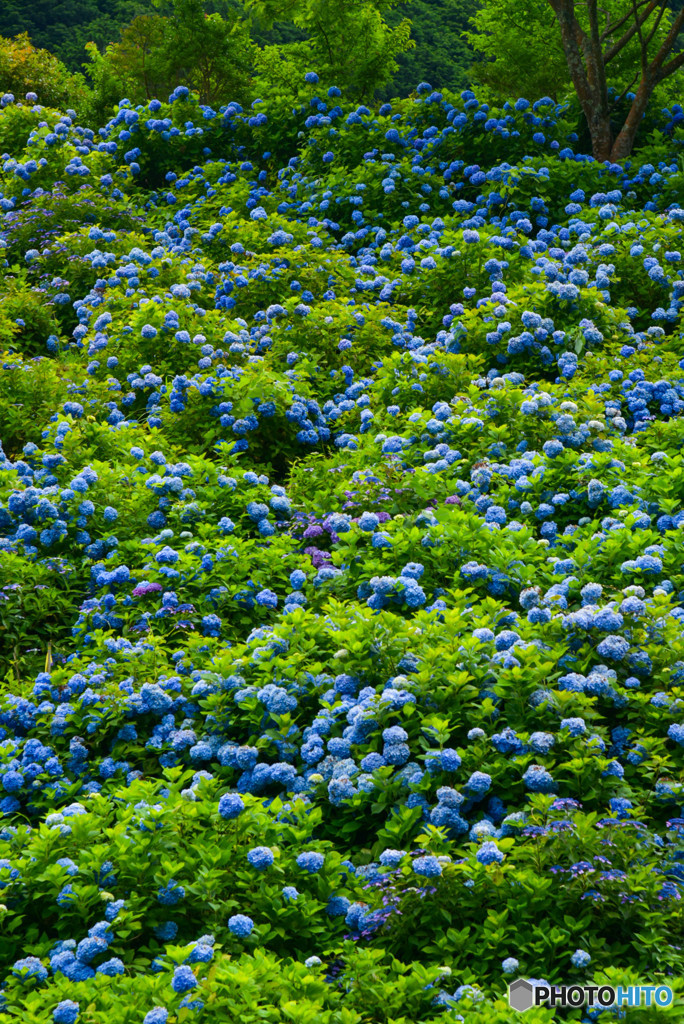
<box><xmin>509</xmin><ymin>978</ymin><xmax>535</xmax><ymax>1012</ymax></box>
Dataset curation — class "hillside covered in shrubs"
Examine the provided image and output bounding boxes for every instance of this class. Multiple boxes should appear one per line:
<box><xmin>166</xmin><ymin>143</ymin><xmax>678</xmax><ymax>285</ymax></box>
<box><xmin>1</xmin><ymin>71</ymin><xmax>684</xmax><ymax>1021</ymax></box>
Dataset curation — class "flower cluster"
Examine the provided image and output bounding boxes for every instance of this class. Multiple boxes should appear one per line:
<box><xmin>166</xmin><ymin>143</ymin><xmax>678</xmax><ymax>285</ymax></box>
<box><xmin>0</xmin><ymin>68</ymin><xmax>683</xmax><ymax>1022</ymax></box>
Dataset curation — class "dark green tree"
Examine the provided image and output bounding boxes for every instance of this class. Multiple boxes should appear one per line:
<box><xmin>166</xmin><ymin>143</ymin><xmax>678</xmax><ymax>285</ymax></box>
<box><xmin>85</xmin><ymin>0</ymin><xmax>254</xmax><ymax>110</ymax></box>
<box><xmin>384</xmin><ymin>0</ymin><xmax>480</xmax><ymax>98</ymax></box>
<box><xmin>0</xmin><ymin>0</ymin><xmax>146</xmax><ymax>72</ymax></box>
<box><xmin>466</xmin><ymin>0</ymin><xmax>570</xmax><ymax>101</ymax></box>
<box><xmin>247</xmin><ymin>0</ymin><xmax>413</xmax><ymax>98</ymax></box>
<box><xmin>155</xmin><ymin>0</ymin><xmax>255</xmax><ymax>104</ymax></box>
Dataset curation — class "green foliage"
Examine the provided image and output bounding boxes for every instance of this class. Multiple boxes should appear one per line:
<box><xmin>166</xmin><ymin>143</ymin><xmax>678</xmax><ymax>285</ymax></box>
<box><xmin>384</xmin><ymin>0</ymin><xmax>480</xmax><ymax>98</ymax></box>
<box><xmin>156</xmin><ymin>0</ymin><xmax>255</xmax><ymax>105</ymax></box>
<box><xmin>466</xmin><ymin>0</ymin><xmax>568</xmax><ymax>102</ymax></box>
<box><xmin>0</xmin><ymin>266</ymin><xmax>62</xmax><ymax>358</ymax></box>
<box><xmin>249</xmin><ymin>0</ymin><xmax>414</xmax><ymax>100</ymax></box>
<box><xmin>0</xmin><ymin>33</ymin><xmax>90</xmax><ymax>112</ymax></box>
<box><xmin>85</xmin><ymin>0</ymin><xmax>255</xmax><ymax>114</ymax></box>
<box><xmin>0</xmin><ymin>0</ymin><xmax>464</xmax><ymax>114</ymax></box>
<box><xmin>84</xmin><ymin>14</ymin><xmax>168</xmax><ymax>120</ymax></box>
<box><xmin>0</xmin><ymin>0</ymin><xmax>146</xmax><ymax>73</ymax></box>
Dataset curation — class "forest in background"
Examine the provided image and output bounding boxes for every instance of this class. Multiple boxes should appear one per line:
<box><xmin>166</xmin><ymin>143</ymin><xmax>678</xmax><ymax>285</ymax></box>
<box><xmin>0</xmin><ymin>0</ymin><xmax>478</xmax><ymax>102</ymax></box>
<box><xmin>2</xmin><ymin>0</ymin><xmax>684</xmax><ymax>128</ymax></box>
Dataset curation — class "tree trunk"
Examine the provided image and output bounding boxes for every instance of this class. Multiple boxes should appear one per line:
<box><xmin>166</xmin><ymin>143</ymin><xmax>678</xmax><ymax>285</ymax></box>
<box><xmin>587</xmin><ymin>110</ymin><xmax>613</xmax><ymax>162</ymax></box>
<box><xmin>548</xmin><ymin>0</ymin><xmax>684</xmax><ymax>164</ymax></box>
<box><xmin>548</xmin><ymin>0</ymin><xmax>613</xmax><ymax>161</ymax></box>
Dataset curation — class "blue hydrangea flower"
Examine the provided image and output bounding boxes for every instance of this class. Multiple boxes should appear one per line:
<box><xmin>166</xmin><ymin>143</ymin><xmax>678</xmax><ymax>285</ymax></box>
<box><xmin>247</xmin><ymin>846</ymin><xmax>274</xmax><ymax>870</ymax></box>
<box><xmin>412</xmin><ymin>855</ymin><xmax>442</xmax><ymax>877</ymax></box>
<box><xmin>296</xmin><ymin>851</ymin><xmax>325</xmax><ymax>873</ymax></box>
<box><xmin>476</xmin><ymin>841</ymin><xmax>504</xmax><ymax>865</ymax></box>
<box><xmin>570</xmin><ymin>948</ymin><xmax>591</xmax><ymax>968</ymax></box>
<box><xmin>75</xmin><ymin>936</ymin><xmax>107</xmax><ymax>963</ymax></box>
<box><xmin>466</xmin><ymin>771</ymin><xmax>492</xmax><ymax>796</ymax></box>
<box><xmin>143</xmin><ymin>1011</ymin><xmax>168</xmax><ymax>1024</ymax></box>
<box><xmin>12</xmin><ymin>957</ymin><xmax>48</xmax><ymax>983</ymax></box>
<box><xmin>53</xmin><ymin>1001</ymin><xmax>79</xmax><ymax>1024</ymax></box>
<box><xmin>289</xmin><ymin>569</ymin><xmax>306</xmax><ymax>589</ymax></box>
<box><xmin>561</xmin><ymin>717</ymin><xmax>586</xmax><ymax>736</ymax></box>
<box><xmin>379</xmin><ymin>849</ymin><xmax>405</xmax><ymax>867</ymax></box>
<box><xmin>228</xmin><ymin>914</ymin><xmax>254</xmax><ymax>937</ymax></box>
<box><xmin>218</xmin><ymin>793</ymin><xmax>244</xmax><ymax>819</ymax></box>
<box><xmin>326</xmin><ymin>895</ymin><xmax>350</xmax><ymax>916</ymax></box>
<box><xmin>522</xmin><ymin>765</ymin><xmax>556</xmax><ymax>793</ymax></box>
<box><xmin>596</xmin><ymin>635</ymin><xmax>630</xmax><ymax>660</ymax></box>
<box><xmin>97</xmin><ymin>957</ymin><xmax>124</xmax><ymax>976</ymax></box>
<box><xmin>171</xmin><ymin>965</ymin><xmax>197</xmax><ymax>993</ymax></box>
<box><xmin>157</xmin><ymin>880</ymin><xmax>185</xmax><ymax>905</ymax></box>
<box><xmin>668</xmin><ymin>724</ymin><xmax>684</xmax><ymax>746</ymax></box>
<box><xmin>154</xmin><ymin>921</ymin><xmax>177</xmax><ymax>941</ymax></box>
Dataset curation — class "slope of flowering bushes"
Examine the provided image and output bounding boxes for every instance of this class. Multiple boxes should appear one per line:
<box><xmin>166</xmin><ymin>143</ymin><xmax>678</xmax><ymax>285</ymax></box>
<box><xmin>1</xmin><ymin>78</ymin><xmax>684</xmax><ymax>1021</ymax></box>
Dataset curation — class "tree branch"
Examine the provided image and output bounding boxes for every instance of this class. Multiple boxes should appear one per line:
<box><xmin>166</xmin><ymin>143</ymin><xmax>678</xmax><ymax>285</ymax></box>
<box><xmin>613</xmin><ymin>67</ymin><xmax>641</xmax><ymax>105</ymax></box>
<box><xmin>603</xmin><ymin>0</ymin><xmax>661</xmax><ymax>64</ymax></box>
<box><xmin>631</xmin><ymin>0</ymin><xmax>649</xmax><ymax>72</ymax></box>
<box><xmin>547</xmin><ymin>1</ymin><xmax>596</xmax><ymax>112</ymax></box>
<box><xmin>587</xmin><ymin>0</ymin><xmax>600</xmax><ymax>41</ymax></box>
<box><xmin>643</xmin><ymin>0</ymin><xmax>667</xmax><ymax>50</ymax></box>
<box><xmin>586</xmin><ymin>0</ymin><xmax>610</xmax><ymax>109</ymax></box>
<box><xmin>656</xmin><ymin>47</ymin><xmax>684</xmax><ymax>83</ymax></box>
<box><xmin>648</xmin><ymin>7</ymin><xmax>684</xmax><ymax>74</ymax></box>
<box><xmin>599</xmin><ymin>0</ymin><xmax>657</xmax><ymax>42</ymax></box>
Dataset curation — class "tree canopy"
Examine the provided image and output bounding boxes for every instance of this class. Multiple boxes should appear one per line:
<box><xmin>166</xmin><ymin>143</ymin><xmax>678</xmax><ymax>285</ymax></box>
<box><xmin>246</xmin><ymin>0</ymin><xmax>413</xmax><ymax>99</ymax></box>
<box><xmin>0</xmin><ymin>0</ymin><xmax>465</xmax><ymax>97</ymax></box>
<box><xmin>0</xmin><ymin>0</ymin><xmax>146</xmax><ymax>71</ymax></box>
<box><xmin>383</xmin><ymin>0</ymin><xmax>480</xmax><ymax>98</ymax></box>
<box><xmin>0</xmin><ymin>31</ymin><xmax>90</xmax><ymax>110</ymax></box>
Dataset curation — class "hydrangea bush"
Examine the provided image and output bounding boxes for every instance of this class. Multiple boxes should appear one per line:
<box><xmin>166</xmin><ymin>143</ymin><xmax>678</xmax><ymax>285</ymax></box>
<box><xmin>0</xmin><ymin>78</ymin><xmax>684</xmax><ymax>1019</ymax></box>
